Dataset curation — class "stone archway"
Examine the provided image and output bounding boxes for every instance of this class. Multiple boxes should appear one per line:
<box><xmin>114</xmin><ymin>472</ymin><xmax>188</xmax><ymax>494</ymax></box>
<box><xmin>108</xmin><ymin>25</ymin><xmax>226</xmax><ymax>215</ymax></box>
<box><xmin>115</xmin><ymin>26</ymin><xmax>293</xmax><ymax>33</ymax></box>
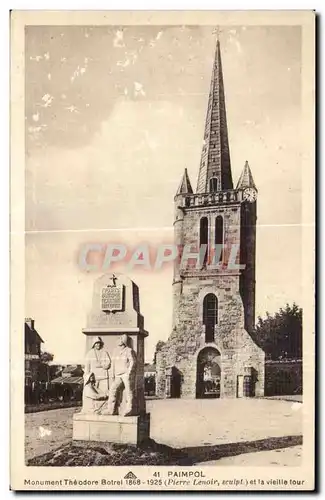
<box><xmin>196</xmin><ymin>346</ymin><xmax>221</xmax><ymax>399</ymax></box>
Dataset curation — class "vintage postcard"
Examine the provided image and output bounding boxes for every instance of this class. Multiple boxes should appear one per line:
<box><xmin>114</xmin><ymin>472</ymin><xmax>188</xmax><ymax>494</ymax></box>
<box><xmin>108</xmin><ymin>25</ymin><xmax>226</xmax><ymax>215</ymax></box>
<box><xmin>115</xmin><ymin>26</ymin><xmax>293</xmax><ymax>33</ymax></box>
<box><xmin>10</xmin><ymin>10</ymin><xmax>315</xmax><ymax>491</ymax></box>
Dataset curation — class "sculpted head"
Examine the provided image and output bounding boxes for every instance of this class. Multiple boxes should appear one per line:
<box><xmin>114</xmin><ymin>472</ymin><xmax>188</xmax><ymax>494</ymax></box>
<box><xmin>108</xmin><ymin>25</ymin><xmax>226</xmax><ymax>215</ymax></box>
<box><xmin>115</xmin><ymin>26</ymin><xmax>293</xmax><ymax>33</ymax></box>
<box><xmin>92</xmin><ymin>337</ymin><xmax>104</xmax><ymax>350</ymax></box>
<box><xmin>118</xmin><ymin>334</ymin><xmax>128</xmax><ymax>347</ymax></box>
<box><xmin>85</xmin><ymin>372</ymin><xmax>96</xmax><ymax>386</ymax></box>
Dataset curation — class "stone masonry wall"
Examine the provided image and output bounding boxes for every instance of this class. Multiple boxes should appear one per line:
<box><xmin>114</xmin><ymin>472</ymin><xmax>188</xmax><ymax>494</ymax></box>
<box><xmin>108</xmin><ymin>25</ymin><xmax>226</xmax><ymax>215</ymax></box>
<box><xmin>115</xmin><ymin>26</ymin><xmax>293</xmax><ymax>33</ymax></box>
<box><xmin>156</xmin><ymin>274</ymin><xmax>265</xmax><ymax>398</ymax></box>
<box><xmin>156</xmin><ymin>193</ymin><xmax>264</xmax><ymax>399</ymax></box>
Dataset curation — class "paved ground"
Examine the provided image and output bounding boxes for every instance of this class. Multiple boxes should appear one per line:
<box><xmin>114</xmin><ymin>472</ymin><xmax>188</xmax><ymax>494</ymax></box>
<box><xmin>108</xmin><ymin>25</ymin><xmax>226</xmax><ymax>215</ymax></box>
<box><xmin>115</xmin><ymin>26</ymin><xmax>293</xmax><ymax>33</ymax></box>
<box><xmin>25</xmin><ymin>398</ymin><xmax>302</xmax><ymax>466</ymax></box>
<box><xmin>25</xmin><ymin>407</ymin><xmax>75</xmax><ymax>461</ymax></box>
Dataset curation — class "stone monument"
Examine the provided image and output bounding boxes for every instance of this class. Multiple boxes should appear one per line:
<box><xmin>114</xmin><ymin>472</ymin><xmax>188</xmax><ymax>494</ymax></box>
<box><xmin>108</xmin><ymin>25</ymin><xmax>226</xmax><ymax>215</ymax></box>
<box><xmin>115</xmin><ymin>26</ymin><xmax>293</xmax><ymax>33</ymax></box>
<box><xmin>73</xmin><ymin>273</ymin><xmax>150</xmax><ymax>445</ymax></box>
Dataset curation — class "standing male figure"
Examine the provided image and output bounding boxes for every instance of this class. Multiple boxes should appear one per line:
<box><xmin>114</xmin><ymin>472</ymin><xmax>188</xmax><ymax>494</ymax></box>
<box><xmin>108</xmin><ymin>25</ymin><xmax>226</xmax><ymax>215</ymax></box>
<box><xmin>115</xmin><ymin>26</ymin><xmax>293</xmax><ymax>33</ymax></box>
<box><xmin>105</xmin><ymin>334</ymin><xmax>136</xmax><ymax>416</ymax></box>
<box><xmin>84</xmin><ymin>337</ymin><xmax>111</xmax><ymax>394</ymax></box>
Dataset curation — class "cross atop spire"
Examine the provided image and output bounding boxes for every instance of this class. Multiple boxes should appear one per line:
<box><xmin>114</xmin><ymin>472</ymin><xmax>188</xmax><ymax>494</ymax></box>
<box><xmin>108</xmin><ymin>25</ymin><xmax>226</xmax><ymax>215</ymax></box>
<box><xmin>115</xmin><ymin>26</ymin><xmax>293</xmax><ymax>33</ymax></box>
<box><xmin>196</xmin><ymin>36</ymin><xmax>233</xmax><ymax>193</ymax></box>
<box><xmin>212</xmin><ymin>26</ymin><xmax>220</xmax><ymax>41</ymax></box>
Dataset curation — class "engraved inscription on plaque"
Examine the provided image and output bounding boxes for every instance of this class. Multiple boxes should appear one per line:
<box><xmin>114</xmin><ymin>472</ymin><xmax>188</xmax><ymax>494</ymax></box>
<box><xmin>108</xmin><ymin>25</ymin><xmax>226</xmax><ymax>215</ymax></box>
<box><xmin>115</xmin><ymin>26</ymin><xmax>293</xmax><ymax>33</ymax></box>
<box><xmin>101</xmin><ymin>285</ymin><xmax>124</xmax><ymax>312</ymax></box>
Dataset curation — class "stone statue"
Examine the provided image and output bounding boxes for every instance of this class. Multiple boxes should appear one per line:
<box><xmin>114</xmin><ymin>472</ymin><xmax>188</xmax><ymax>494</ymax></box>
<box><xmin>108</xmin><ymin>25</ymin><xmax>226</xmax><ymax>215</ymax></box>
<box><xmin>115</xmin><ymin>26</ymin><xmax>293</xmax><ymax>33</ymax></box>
<box><xmin>103</xmin><ymin>334</ymin><xmax>137</xmax><ymax>416</ymax></box>
<box><xmin>84</xmin><ymin>337</ymin><xmax>111</xmax><ymax>394</ymax></box>
<box><xmin>82</xmin><ymin>372</ymin><xmax>108</xmax><ymax>414</ymax></box>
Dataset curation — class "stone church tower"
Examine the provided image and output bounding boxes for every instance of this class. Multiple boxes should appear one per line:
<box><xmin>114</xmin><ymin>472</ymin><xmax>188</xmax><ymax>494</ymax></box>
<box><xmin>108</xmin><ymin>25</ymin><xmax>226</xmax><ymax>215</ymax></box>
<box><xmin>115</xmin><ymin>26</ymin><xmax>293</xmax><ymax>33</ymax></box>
<box><xmin>156</xmin><ymin>39</ymin><xmax>265</xmax><ymax>399</ymax></box>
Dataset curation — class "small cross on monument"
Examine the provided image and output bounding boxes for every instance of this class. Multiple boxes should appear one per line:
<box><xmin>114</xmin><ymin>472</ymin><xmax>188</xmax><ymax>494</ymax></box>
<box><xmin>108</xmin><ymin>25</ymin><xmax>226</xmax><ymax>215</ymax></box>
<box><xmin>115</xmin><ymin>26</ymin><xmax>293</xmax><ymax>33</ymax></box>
<box><xmin>110</xmin><ymin>274</ymin><xmax>117</xmax><ymax>286</ymax></box>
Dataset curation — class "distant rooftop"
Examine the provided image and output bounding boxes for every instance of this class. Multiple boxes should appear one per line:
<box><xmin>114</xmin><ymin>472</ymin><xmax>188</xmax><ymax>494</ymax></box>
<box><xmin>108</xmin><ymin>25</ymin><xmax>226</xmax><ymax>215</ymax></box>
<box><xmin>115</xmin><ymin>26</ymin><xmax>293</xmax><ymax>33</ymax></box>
<box><xmin>25</xmin><ymin>318</ymin><xmax>44</xmax><ymax>344</ymax></box>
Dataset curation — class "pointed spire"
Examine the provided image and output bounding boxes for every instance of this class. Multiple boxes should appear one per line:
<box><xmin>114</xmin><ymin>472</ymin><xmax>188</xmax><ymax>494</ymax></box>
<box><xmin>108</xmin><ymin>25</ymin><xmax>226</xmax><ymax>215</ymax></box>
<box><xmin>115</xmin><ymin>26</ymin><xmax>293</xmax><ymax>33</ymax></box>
<box><xmin>236</xmin><ymin>161</ymin><xmax>257</xmax><ymax>190</ymax></box>
<box><xmin>176</xmin><ymin>168</ymin><xmax>193</xmax><ymax>195</ymax></box>
<box><xmin>196</xmin><ymin>38</ymin><xmax>233</xmax><ymax>193</ymax></box>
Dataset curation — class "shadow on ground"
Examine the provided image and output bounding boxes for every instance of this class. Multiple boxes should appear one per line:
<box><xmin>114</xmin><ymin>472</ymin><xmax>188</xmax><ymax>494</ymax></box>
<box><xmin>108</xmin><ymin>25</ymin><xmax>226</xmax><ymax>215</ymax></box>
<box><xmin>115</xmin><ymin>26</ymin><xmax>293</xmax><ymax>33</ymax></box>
<box><xmin>27</xmin><ymin>434</ymin><xmax>302</xmax><ymax>467</ymax></box>
<box><xmin>179</xmin><ymin>434</ymin><xmax>303</xmax><ymax>464</ymax></box>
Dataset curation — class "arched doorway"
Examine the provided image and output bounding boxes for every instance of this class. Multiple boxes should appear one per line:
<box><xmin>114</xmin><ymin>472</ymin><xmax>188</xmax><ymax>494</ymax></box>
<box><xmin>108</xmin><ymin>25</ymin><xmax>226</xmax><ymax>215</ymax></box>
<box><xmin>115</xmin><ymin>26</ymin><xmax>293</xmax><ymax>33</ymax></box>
<box><xmin>196</xmin><ymin>347</ymin><xmax>221</xmax><ymax>399</ymax></box>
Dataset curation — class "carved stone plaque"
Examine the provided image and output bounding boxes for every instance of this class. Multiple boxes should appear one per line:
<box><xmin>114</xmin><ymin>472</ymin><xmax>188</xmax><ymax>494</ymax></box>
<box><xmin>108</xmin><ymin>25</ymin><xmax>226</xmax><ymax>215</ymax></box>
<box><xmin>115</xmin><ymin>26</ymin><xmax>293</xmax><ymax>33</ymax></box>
<box><xmin>101</xmin><ymin>285</ymin><xmax>124</xmax><ymax>312</ymax></box>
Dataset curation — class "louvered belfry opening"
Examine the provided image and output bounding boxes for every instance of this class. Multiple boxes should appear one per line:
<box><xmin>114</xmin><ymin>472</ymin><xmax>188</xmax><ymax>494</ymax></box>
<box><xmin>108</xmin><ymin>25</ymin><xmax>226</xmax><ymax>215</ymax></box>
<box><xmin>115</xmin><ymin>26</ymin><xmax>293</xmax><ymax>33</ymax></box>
<box><xmin>209</xmin><ymin>177</ymin><xmax>219</xmax><ymax>192</ymax></box>
<box><xmin>199</xmin><ymin>217</ymin><xmax>208</xmax><ymax>267</ymax></box>
<box><xmin>215</xmin><ymin>215</ymin><xmax>223</xmax><ymax>263</ymax></box>
<box><xmin>203</xmin><ymin>293</ymin><xmax>218</xmax><ymax>343</ymax></box>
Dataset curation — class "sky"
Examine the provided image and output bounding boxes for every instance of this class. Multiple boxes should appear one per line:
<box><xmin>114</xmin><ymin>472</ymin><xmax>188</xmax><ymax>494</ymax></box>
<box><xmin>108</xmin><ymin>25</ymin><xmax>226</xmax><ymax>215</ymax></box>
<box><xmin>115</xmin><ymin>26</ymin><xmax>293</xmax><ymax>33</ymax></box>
<box><xmin>25</xmin><ymin>24</ymin><xmax>303</xmax><ymax>364</ymax></box>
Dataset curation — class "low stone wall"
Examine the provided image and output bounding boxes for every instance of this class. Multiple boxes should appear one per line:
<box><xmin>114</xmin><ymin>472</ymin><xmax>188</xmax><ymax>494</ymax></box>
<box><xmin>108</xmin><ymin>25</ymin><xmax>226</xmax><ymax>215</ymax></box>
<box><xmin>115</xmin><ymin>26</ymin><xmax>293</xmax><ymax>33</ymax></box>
<box><xmin>25</xmin><ymin>401</ymin><xmax>82</xmax><ymax>414</ymax></box>
<box><xmin>264</xmin><ymin>360</ymin><xmax>302</xmax><ymax>396</ymax></box>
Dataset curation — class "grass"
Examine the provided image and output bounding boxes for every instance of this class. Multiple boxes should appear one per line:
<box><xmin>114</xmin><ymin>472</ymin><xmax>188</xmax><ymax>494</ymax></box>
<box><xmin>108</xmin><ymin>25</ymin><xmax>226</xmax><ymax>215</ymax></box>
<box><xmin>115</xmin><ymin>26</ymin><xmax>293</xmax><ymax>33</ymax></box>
<box><xmin>27</xmin><ymin>439</ymin><xmax>191</xmax><ymax>466</ymax></box>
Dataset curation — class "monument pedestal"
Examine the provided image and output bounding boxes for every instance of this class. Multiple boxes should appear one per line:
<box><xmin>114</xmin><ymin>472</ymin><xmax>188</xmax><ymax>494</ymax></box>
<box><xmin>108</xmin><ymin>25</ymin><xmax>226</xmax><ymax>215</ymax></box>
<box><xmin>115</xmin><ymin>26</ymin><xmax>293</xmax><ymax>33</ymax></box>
<box><xmin>73</xmin><ymin>412</ymin><xmax>150</xmax><ymax>446</ymax></box>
